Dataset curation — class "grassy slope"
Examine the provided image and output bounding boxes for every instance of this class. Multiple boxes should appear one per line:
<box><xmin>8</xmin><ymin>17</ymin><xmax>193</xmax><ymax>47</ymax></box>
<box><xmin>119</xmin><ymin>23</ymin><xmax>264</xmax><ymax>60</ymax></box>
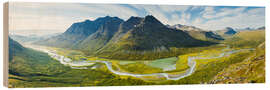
<box><xmin>9</xmin><ymin>48</ymin><xmax>70</xmax><ymax>76</ymax></box>
<box><xmin>159</xmin><ymin>30</ymin><xmax>265</xmax><ymax>84</ymax></box>
<box><xmin>159</xmin><ymin>50</ymin><xmax>254</xmax><ymax>84</ymax></box>
<box><xmin>9</xmin><ymin>39</ymin><xmax>152</xmax><ymax>88</ymax></box>
<box><xmin>224</xmin><ymin>30</ymin><xmax>265</xmax><ymax>48</ymax></box>
<box><xmin>94</xmin><ymin>16</ymin><xmax>217</xmax><ymax>60</ymax></box>
<box><xmin>117</xmin><ymin>62</ymin><xmax>163</xmax><ymax>74</ymax></box>
<box><xmin>9</xmin><ymin>30</ymin><xmax>265</xmax><ymax>87</ymax></box>
<box><xmin>96</xmin><ymin>45</ymin><xmax>223</xmax><ymax>60</ymax></box>
<box><xmin>209</xmin><ymin>43</ymin><xmax>265</xmax><ymax>84</ymax></box>
<box><xmin>217</xmin><ymin>30</ymin><xmax>266</xmax><ymax>83</ymax></box>
<box><xmin>9</xmin><ymin>63</ymin><xmax>152</xmax><ymax>87</ymax></box>
<box><xmin>9</xmin><ymin>37</ymin><xmax>70</xmax><ymax>76</ymax></box>
<box><xmin>185</xmin><ymin>30</ymin><xmax>223</xmax><ymax>42</ymax></box>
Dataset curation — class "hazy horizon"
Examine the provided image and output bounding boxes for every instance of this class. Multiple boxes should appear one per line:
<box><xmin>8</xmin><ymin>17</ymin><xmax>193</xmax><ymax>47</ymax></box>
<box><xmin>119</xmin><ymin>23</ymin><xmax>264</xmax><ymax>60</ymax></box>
<box><xmin>9</xmin><ymin>2</ymin><xmax>265</xmax><ymax>36</ymax></box>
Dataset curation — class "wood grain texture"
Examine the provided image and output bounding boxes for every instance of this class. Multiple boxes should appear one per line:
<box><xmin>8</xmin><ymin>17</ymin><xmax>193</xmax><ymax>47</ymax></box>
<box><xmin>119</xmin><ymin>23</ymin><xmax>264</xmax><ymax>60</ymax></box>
<box><xmin>3</xmin><ymin>2</ymin><xmax>9</xmax><ymax>87</ymax></box>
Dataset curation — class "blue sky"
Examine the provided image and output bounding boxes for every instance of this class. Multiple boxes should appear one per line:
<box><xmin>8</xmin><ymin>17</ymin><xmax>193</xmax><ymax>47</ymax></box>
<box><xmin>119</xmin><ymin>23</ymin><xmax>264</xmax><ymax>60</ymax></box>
<box><xmin>9</xmin><ymin>2</ymin><xmax>265</xmax><ymax>36</ymax></box>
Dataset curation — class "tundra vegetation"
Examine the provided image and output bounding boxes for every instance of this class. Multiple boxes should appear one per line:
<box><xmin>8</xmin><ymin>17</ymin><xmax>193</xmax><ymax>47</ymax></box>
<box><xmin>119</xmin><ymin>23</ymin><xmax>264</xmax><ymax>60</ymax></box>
<box><xmin>8</xmin><ymin>15</ymin><xmax>265</xmax><ymax>87</ymax></box>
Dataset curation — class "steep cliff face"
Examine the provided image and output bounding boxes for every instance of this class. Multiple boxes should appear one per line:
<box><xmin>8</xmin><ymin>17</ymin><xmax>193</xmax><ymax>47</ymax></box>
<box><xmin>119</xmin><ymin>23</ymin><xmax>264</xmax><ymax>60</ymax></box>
<box><xmin>36</xmin><ymin>16</ymin><xmax>124</xmax><ymax>48</ymax></box>
<box><xmin>94</xmin><ymin>15</ymin><xmax>216</xmax><ymax>59</ymax></box>
<box><xmin>36</xmin><ymin>15</ymin><xmax>216</xmax><ymax>60</ymax></box>
<box><xmin>76</xmin><ymin>16</ymin><xmax>124</xmax><ymax>51</ymax></box>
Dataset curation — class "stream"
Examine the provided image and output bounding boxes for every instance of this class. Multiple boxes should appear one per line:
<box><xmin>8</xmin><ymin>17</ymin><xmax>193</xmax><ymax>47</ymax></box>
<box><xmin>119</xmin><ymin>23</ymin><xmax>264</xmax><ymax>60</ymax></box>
<box><xmin>25</xmin><ymin>45</ymin><xmax>254</xmax><ymax>80</ymax></box>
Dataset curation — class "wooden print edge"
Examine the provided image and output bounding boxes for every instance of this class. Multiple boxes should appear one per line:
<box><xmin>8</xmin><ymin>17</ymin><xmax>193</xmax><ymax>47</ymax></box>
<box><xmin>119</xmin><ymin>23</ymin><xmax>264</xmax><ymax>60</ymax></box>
<box><xmin>3</xmin><ymin>2</ymin><xmax>9</xmax><ymax>88</ymax></box>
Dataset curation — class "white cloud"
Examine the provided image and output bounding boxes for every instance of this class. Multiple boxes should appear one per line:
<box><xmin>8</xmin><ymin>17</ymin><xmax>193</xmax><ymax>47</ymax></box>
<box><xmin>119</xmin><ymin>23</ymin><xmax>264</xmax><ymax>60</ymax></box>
<box><xmin>130</xmin><ymin>5</ymin><xmax>193</xmax><ymax>25</ymax></box>
<box><xmin>169</xmin><ymin>14</ymin><xmax>181</xmax><ymax>25</ymax></box>
<box><xmin>247</xmin><ymin>8</ymin><xmax>265</xmax><ymax>15</ymax></box>
<box><xmin>158</xmin><ymin>5</ymin><xmax>191</xmax><ymax>12</ymax></box>
<box><xmin>9</xmin><ymin>2</ymin><xmax>265</xmax><ymax>36</ymax></box>
<box><xmin>141</xmin><ymin>5</ymin><xmax>171</xmax><ymax>24</ymax></box>
<box><xmin>202</xmin><ymin>7</ymin><xmax>245</xmax><ymax>19</ymax></box>
<box><xmin>192</xmin><ymin>18</ymin><xmax>204</xmax><ymax>26</ymax></box>
<box><xmin>9</xmin><ymin>2</ymin><xmax>139</xmax><ymax>35</ymax></box>
<box><xmin>190</xmin><ymin>7</ymin><xmax>265</xmax><ymax>30</ymax></box>
<box><xmin>190</xmin><ymin>6</ymin><xmax>204</xmax><ymax>11</ymax></box>
<box><xmin>194</xmin><ymin>8</ymin><xmax>265</xmax><ymax>30</ymax></box>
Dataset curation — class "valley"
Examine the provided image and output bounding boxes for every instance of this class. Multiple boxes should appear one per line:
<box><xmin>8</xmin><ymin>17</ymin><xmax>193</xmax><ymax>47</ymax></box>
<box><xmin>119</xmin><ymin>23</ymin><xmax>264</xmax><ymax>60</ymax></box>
<box><xmin>8</xmin><ymin>15</ymin><xmax>265</xmax><ymax>87</ymax></box>
<box><xmin>23</xmin><ymin>40</ymin><xmax>256</xmax><ymax>82</ymax></box>
<box><xmin>36</xmin><ymin>15</ymin><xmax>218</xmax><ymax>60</ymax></box>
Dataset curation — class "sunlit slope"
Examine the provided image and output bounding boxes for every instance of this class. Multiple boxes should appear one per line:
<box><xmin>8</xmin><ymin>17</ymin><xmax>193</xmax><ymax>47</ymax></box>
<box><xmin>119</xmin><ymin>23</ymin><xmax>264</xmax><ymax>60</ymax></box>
<box><xmin>8</xmin><ymin>38</ymin><xmax>152</xmax><ymax>87</ymax></box>
<box><xmin>185</xmin><ymin>30</ymin><xmax>224</xmax><ymax>41</ymax></box>
<box><xmin>76</xmin><ymin>17</ymin><xmax>123</xmax><ymax>52</ymax></box>
<box><xmin>9</xmin><ymin>37</ymin><xmax>69</xmax><ymax>76</ymax></box>
<box><xmin>36</xmin><ymin>16</ymin><xmax>124</xmax><ymax>49</ymax></box>
<box><xmin>210</xmin><ymin>30</ymin><xmax>266</xmax><ymax>83</ymax></box>
<box><xmin>169</xmin><ymin>24</ymin><xmax>224</xmax><ymax>41</ymax></box>
<box><xmin>224</xmin><ymin>30</ymin><xmax>265</xmax><ymax>48</ymax></box>
<box><xmin>215</xmin><ymin>27</ymin><xmax>237</xmax><ymax>37</ymax></box>
<box><xmin>210</xmin><ymin>42</ymin><xmax>265</xmax><ymax>83</ymax></box>
<box><xmin>94</xmin><ymin>15</ymin><xmax>217</xmax><ymax>60</ymax></box>
<box><xmin>35</xmin><ymin>15</ymin><xmax>217</xmax><ymax>60</ymax></box>
<box><xmin>152</xmin><ymin>30</ymin><xmax>266</xmax><ymax>84</ymax></box>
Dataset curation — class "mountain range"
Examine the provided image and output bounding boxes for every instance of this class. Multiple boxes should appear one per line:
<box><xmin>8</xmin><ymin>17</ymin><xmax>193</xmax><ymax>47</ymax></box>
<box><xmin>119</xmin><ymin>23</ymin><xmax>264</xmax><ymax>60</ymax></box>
<box><xmin>36</xmin><ymin>15</ymin><xmax>219</xmax><ymax>60</ymax></box>
<box><xmin>235</xmin><ymin>26</ymin><xmax>265</xmax><ymax>31</ymax></box>
<box><xmin>257</xmin><ymin>26</ymin><xmax>265</xmax><ymax>30</ymax></box>
<box><xmin>169</xmin><ymin>24</ymin><xmax>224</xmax><ymax>41</ymax></box>
<box><xmin>9</xmin><ymin>33</ymin><xmax>60</xmax><ymax>44</ymax></box>
<box><xmin>215</xmin><ymin>27</ymin><xmax>237</xmax><ymax>36</ymax></box>
<box><xmin>224</xmin><ymin>27</ymin><xmax>237</xmax><ymax>35</ymax></box>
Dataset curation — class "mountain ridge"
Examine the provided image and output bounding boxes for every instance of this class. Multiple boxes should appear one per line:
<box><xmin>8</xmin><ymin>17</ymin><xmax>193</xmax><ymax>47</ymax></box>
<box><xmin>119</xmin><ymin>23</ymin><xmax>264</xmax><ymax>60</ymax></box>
<box><xmin>75</xmin><ymin>16</ymin><xmax>124</xmax><ymax>51</ymax></box>
<box><xmin>224</xmin><ymin>27</ymin><xmax>237</xmax><ymax>35</ymax></box>
<box><xmin>36</xmin><ymin>15</ymin><xmax>217</xmax><ymax>60</ymax></box>
<box><xmin>168</xmin><ymin>24</ymin><xmax>224</xmax><ymax>41</ymax></box>
<box><xmin>37</xmin><ymin>16</ymin><xmax>124</xmax><ymax>48</ymax></box>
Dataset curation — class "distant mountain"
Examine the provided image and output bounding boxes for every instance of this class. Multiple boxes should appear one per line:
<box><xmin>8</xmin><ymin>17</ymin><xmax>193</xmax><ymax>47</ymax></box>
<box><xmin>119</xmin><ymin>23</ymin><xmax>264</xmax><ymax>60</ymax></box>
<box><xmin>205</xmin><ymin>31</ymin><xmax>224</xmax><ymax>40</ymax></box>
<box><xmin>236</xmin><ymin>27</ymin><xmax>253</xmax><ymax>31</ymax></box>
<box><xmin>36</xmin><ymin>16</ymin><xmax>124</xmax><ymax>48</ymax></box>
<box><xmin>9</xmin><ymin>33</ymin><xmax>60</xmax><ymax>44</ymax></box>
<box><xmin>102</xmin><ymin>15</ymin><xmax>213</xmax><ymax>50</ymax></box>
<box><xmin>168</xmin><ymin>24</ymin><xmax>224</xmax><ymax>41</ymax></box>
<box><xmin>244</xmin><ymin>27</ymin><xmax>252</xmax><ymax>30</ymax></box>
<box><xmin>169</xmin><ymin>24</ymin><xmax>203</xmax><ymax>31</ymax></box>
<box><xmin>95</xmin><ymin>15</ymin><xmax>216</xmax><ymax>59</ymax></box>
<box><xmin>224</xmin><ymin>27</ymin><xmax>237</xmax><ymax>35</ymax></box>
<box><xmin>215</xmin><ymin>27</ymin><xmax>237</xmax><ymax>37</ymax></box>
<box><xmin>235</xmin><ymin>26</ymin><xmax>265</xmax><ymax>31</ymax></box>
<box><xmin>257</xmin><ymin>26</ymin><xmax>265</xmax><ymax>30</ymax></box>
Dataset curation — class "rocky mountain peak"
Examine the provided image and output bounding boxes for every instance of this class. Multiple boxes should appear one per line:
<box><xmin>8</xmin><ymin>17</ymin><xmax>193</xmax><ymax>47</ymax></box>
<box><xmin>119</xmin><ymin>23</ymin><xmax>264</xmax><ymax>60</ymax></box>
<box><xmin>224</xmin><ymin>27</ymin><xmax>237</xmax><ymax>35</ymax></box>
